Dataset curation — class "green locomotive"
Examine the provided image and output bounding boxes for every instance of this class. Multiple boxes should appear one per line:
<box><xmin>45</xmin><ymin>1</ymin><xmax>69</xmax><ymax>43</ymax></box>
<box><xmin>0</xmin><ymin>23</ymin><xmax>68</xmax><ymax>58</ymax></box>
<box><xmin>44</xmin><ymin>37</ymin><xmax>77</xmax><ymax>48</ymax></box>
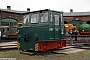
<box><xmin>17</xmin><ymin>9</ymin><xmax>66</xmax><ymax>51</ymax></box>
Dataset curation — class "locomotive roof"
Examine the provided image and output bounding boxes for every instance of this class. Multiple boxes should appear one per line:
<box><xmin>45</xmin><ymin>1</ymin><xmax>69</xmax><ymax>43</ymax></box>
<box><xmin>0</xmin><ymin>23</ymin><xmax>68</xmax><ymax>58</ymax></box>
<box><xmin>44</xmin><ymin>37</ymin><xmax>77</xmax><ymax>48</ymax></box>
<box><xmin>0</xmin><ymin>8</ymin><xmax>29</xmax><ymax>14</ymax></box>
<box><xmin>30</xmin><ymin>9</ymin><xmax>63</xmax><ymax>13</ymax></box>
<box><xmin>63</xmin><ymin>12</ymin><xmax>90</xmax><ymax>16</ymax></box>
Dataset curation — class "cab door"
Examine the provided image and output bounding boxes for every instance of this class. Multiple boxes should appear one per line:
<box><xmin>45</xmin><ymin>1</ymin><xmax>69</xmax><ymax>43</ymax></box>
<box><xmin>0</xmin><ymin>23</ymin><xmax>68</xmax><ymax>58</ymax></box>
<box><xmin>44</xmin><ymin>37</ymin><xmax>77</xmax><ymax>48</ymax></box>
<box><xmin>53</xmin><ymin>12</ymin><xmax>61</xmax><ymax>40</ymax></box>
<box><xmin>49</xmin><ymin>12</ymin><xmax>65</xmax><ymax>40</ymax></box>
<box><xmin>53</xmin><ymin>12</ymin><xmax>65</xmax><ymax>40</ymax></box>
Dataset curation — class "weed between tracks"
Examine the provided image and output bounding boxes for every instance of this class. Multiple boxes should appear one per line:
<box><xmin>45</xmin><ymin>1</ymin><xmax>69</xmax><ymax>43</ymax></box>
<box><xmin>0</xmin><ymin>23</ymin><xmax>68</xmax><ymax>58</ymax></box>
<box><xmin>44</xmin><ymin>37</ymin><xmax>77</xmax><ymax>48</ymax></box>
<box><xmin>0</xmin><ymin>50</ymin><xmax>90</xmax><ymax>60</ymax></box>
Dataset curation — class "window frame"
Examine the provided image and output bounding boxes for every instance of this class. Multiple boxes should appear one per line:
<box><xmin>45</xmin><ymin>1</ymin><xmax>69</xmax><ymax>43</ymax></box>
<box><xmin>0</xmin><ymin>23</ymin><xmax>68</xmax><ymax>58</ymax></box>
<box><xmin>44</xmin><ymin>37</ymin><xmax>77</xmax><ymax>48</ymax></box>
<box><xmin>40</xmin><ymin>12</ymin><xmax>48</xmax><ymax>23</ymax></box>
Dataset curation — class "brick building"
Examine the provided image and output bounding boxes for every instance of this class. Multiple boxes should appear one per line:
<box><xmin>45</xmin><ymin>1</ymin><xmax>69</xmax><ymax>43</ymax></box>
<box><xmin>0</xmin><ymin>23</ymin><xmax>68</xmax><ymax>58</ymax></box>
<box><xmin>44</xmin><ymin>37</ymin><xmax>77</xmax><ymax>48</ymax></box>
<box><xmin>0</xmin><ymin>6</ymin><xmax>29</xmax><ymax>26</ymax></box>
<box><xmin>63</xmin><ymin>9</ymin><xmax>90</xmax><ymax>24</ymax></box>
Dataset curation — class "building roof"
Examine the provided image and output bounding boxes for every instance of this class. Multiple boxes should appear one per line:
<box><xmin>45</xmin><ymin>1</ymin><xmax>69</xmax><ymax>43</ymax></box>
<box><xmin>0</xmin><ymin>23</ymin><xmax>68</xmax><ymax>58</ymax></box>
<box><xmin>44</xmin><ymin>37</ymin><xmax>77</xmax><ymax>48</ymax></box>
<box><xmin>0</xmin><ymin>8</ymin><xmax>29</xmax><ymax>14</ymax></box>
<box><xmin>63</xmin><ymin>12</ymin><xmax>90</xmax><ymax>16</ymax></box>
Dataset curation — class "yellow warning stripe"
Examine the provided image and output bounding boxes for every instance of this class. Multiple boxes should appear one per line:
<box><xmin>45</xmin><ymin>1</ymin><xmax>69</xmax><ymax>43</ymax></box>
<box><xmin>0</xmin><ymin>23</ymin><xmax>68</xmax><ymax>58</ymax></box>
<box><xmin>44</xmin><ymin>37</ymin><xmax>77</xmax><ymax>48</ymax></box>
<box><xmin>17</xmin><ymin>42</ymin><xmax>20</xmax><ymax>50</ymax></box>
<box><xmin>35</xmin><ymin>43</ymin><xmax>38</xmax><ymax>51</ymax></box>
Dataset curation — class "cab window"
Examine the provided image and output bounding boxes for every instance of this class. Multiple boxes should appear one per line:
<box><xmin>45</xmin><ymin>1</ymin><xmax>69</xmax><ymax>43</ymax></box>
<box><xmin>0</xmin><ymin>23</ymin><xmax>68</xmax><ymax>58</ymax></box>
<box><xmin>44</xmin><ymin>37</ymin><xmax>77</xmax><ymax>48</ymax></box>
<box><xmin>50</xmin><ymin>12</ymin><xmax>53</xmax><ymax>22</ymax></box>
<box><xmin>23</xmin><ymin>15</ymin><xmax>29</xmax><ymax>24</ymax></box>
<box><xmin>41</xmin><ymin>12</ymin><xmax>48</xmax><ymax>22</ymax></box>
<box><xmin>54</xmin><ymin>15</ymin><xmax>59</xmax><ymax>25</ymax></box>
<box><xmin>61</xmin><ymin>14</ymin><xmax>63</xmax><ymax>22</ymax></box>
<box><xmin>31</xmin><ymin>14</ymin><xmax>39</xmax><ymax>23</ymax></box>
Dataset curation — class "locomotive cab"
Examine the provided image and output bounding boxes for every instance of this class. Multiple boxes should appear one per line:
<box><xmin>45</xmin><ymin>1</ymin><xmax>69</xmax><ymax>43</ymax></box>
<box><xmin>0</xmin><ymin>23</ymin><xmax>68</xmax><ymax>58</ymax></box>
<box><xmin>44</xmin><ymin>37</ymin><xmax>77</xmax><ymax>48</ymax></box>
<box><xmin>17</xmin><ymin>9</ymin><xmax>66</xmax><ymax>51</ymax></box>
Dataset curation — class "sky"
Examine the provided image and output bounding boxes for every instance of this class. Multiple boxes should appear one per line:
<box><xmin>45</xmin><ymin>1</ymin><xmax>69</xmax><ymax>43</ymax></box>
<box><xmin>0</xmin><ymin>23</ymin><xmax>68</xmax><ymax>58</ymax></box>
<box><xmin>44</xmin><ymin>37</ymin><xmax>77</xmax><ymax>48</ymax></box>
<box><xmin>0</xmin><ymin>0</ymin><xmax>90</xmax><ymax>12</ymax></box>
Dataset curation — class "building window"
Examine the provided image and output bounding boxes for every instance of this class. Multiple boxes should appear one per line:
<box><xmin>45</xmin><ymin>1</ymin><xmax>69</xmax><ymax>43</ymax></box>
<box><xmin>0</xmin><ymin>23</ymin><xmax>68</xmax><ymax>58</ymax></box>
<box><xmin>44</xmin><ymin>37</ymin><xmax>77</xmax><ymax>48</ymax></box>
<box><xmin>76</xmin><ymin>18</ymin><xmax>78</xmax><ymax>20</ymax></box>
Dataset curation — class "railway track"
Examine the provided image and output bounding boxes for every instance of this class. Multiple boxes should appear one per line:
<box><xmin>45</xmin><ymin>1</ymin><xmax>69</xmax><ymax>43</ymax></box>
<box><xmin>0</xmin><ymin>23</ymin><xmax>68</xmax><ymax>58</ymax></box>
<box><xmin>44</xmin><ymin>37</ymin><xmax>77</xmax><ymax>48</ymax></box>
<box><xmin>0</xmin><ymin>41</ymin><xmax>17</xmax><ymax>51</ymax></box>
<box><xmin>0</xmin><ymin>36</ymin><xmax>90</xmax><ymax>55</ymax></box>
<box><xmin>0</xmin><ymin>40</ymin><xmax>89</xmax><ymax>56</ymax></box>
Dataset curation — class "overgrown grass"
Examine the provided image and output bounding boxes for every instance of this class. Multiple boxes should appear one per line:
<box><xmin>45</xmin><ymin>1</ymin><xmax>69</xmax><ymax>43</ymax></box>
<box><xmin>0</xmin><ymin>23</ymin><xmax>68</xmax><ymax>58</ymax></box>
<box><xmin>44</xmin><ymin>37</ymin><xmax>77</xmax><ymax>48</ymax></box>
<box><xmin>0</xmin><ymin>50</ymin><xmax>90</xmax><ymax>60</ymax></box>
